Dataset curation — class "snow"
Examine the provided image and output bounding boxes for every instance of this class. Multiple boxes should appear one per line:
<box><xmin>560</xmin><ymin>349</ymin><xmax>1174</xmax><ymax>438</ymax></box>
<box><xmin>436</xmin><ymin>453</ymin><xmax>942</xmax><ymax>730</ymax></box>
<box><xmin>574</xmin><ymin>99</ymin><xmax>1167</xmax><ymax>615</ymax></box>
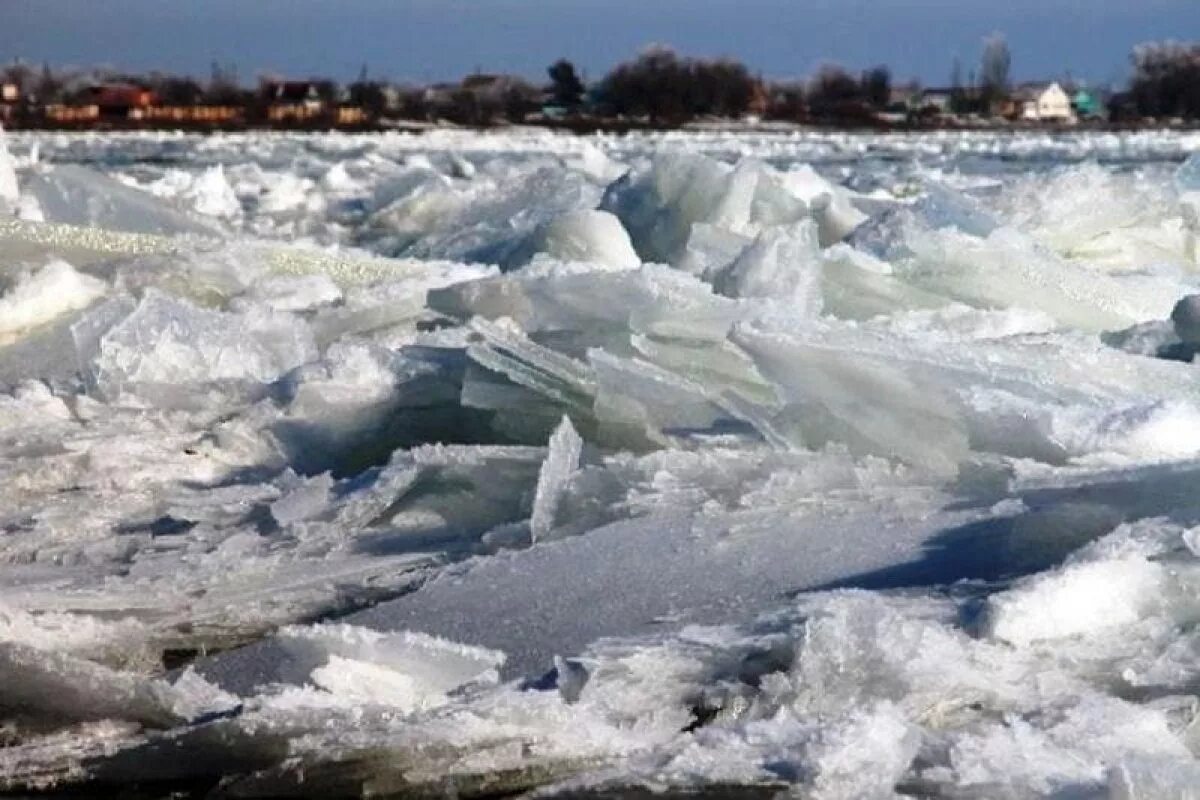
<box><xmin>3</xmin><ymin>128</ymin><xmax>1200</xmax><ymax>797</ymax></box>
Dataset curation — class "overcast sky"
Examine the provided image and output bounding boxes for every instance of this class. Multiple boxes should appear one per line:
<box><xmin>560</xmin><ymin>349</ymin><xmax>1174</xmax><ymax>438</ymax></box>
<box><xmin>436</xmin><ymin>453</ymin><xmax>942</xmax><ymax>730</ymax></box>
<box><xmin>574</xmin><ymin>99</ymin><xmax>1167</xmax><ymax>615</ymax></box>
<box><xmin>2</xmin><ymin>0</ymin><xmax>1196</xmax><ymax>87</ymax></box>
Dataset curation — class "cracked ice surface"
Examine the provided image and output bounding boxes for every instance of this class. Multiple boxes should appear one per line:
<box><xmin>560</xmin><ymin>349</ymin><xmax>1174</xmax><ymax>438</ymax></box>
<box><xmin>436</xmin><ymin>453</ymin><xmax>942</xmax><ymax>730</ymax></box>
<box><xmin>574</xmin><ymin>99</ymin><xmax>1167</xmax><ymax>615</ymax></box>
<box><xmin>3</xmin><ymin>129</ymin><xmax>1200</xmax><ymax>797</ymax></box>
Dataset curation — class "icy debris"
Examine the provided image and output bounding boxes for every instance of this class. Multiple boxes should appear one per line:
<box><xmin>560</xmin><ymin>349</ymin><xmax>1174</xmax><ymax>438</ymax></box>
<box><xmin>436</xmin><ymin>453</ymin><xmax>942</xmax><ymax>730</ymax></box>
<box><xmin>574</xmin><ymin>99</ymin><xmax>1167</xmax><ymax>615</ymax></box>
<box><xmin>372</xmin><ymin>164</ymin><xmax>603</xmax><ymax>268</ymax></box>
<box><xmin>983</xmin><ymin>556</ymin><xmax>1164</xmax><ymax>645</ymax></box>
<box><xmin>81</xmin><ymin>290</ymin><xmax>316</xmax><ymax>402</ymax></box>
<box><xmin>448</xmin><ymin>153</ymin><xmax>476</xmax><ymax>179</ymax></box>
<box><xmin>10</xmin><ymin>131</ymin><xmax>1200</xmax><ymax>797</ymax></box>
<box><xmin>1001</xmin><ymin>163</ymin><xmax>1169</xmax><ymax>257</ymax></box>
<box><xmin>711</xmin><ymin>220</ymin><xmax>822</xmax><ymax>312</ymax></box>
<box><xmin>602</xmin><ymin>152</ymin><xmax>810</xmax><ymax>265</ymax></box>
<box><xmin>1071</xmin><ymin>401</ymin><xmax>1200</xmax><ymax>462</ymax></box>
<box><xmin>0</xmin><ymin>380</ymin><xmax>72</xmax><ymax>430</ymax></box>
<box><xmin>0</xmin><ymin>641</ymin><xmax>182</xmax><ymax>727</ymax></box>
<box><xmin>320</xmin><ymin>162</ymin><xmax>359</xmax><ymax>194</ymax></box>
<box><xmin>0</xmin><ymin>260</ymin><xmax>107</xmax><ymax>336</ymax></box>
<box><xmin>561</xmin><ymin>141</ymin><xmax>627</xmax><ymax>183</ymax></box>
<box><xmin>528</xmin><ymin>210</ymin><xmax>640</xmax><ymax>270</ymax></box>
<box><xmin>234</xmin><ymin>273</ymin><xmax>342</xmax><ymax>313</ymax></box>
<box><xmin>22</xmin><ymin>163</ymin><xmax>226</xmax><ymax>237</ymax></box>
<box><xmin>258</xmin><ymin>172</ymin><xmax>319</xmax><ymax>214</ymax></box>
<box><xmin>0</xmin><ymin>127</ymin><xmax>17</xmax><ymax>205</ymax></box>
<box><xmin>803</xmin><ymin>703</ymin><xmax>918</xmax><ymax>800</ymax></box>
<box><xmin>270</xmin><ymin>472</ymin><xmax>335</xmax><ymax>526</ymax></box>
<box><xmin>271</xmin><ymin>624</ymin><xmax>504</xmax><ymax>712</ymax></box>
<box><xmin>531</xmin><ymin>416</ymin><xmax>584</xmax><ymax>542</ymax></box>
<box><xmin>1175</xmin><ymin>153</ymin><xmax>1200</xmax><ymax>195</ymax></box>
<box><xmin>914</xmin><ymin>181</ymin><xmax>998</xmax><ymax>238</ymax></box>
<box><xmin>901</xmin><ymin>225</ymin><xmax>1178</xmax><ymax>331</ymax></box>
<box><xmin>732</xmin><ymin>323</ymin><xmax>970</xmax><ymax>475</ymax></box>
<box><xmin>181</xmin><ymin>165</ymin><xmax>241</xmax><ymax>220</ymax></box>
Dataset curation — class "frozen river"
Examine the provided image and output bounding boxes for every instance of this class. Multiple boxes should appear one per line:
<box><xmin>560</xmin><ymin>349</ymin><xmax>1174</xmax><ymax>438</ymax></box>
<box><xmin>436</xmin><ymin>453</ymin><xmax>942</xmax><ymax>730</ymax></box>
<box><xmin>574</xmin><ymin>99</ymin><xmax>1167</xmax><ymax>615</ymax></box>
<box><xmin>2</xmin><ymin>127</ymin><xmax>1200</xmax><ymax>797</ymax></box>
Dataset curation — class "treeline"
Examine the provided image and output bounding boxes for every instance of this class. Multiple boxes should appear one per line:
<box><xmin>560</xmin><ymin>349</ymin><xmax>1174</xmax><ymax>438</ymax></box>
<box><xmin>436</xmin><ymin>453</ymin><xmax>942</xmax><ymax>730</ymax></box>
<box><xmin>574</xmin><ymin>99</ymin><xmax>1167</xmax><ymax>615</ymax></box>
<box><xmin>5</xmin><ymin>38</ymin><xmax>1200</xmax><ymax>128</ymax></box>
<box><xmin>1126</xmin><ymin>42</ymin><xmax>1200</xmax><ymax>119</ymax></box>
<box><xmin>0</xmin><ymin>49</ymin><xmax>897</xmax><ymax>126</ymax></box>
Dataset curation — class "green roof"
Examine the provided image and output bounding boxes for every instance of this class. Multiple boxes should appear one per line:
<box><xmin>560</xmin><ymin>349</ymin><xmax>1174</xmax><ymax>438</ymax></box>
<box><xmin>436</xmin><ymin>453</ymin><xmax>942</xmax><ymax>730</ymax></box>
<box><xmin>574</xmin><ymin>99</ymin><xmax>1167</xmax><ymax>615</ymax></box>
<box><xmin>1073</xmin><ymin>90</ymin><xmax>1101</xmax><ymax>115</ymax></box>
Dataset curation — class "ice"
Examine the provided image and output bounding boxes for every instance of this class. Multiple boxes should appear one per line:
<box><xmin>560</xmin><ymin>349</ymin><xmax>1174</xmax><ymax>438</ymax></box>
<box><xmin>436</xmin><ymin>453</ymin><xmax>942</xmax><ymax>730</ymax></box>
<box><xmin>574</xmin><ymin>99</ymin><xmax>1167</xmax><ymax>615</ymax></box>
<box><xmin>369</xmin><ymin>163</ymin><xmax>603</xmax><ymax>268</ymax></box>
<box><xmin>236</xmin><ymin>273</ymin><xmax>342</xmax><ymax>312</ymax></box>
<box><xmin>900</xmin><ymin>225</ymin><xmax>1179</xmax><ymax>331</ymax></box>
<box><xmin>779</xmin><ymin>164</ymin><xmax>869</xmax><ymax>245</ymax></box>
<box><xmin>527</xmin><ymin>209</ymin><xmax>640</xmax><ymax>270</ymax></box>
<box><xmin>0</xmin><ymin>127</ymin><xmax>18</xmax><ymax>206</ymax></box>
<box><xmin>22</xmin><ymin>164</ymin><xmax>227</xmax><ymax>237</ymax></box>
<box><xmin>601</xmin><ymin>152</ymin><xmax>810</xmax><ymax>265</ymax></box>
<box><xmin>1175</xmin><ymin>152</ymin><xmax>1200</xmax><ymax>194</ymax></box>
<box><xmin>6</xmin><ymin>129</ymin><xmax>1200</xmax><ymax>797</ymax></box>
<box><xmin>0</xmin><ymin>259</ymin><xmax>107</xmax><ymax>338</ymax></box>
<box><xmin>530</xmin><ymin>416</ymin><xmax>584</xmax><ymax>542</ymax></box>
<box><xmin>983</xmin><ymin>555</ymin><xmax>1164</xmax><ymax>645</ymax></box>
<box><xmin>180</xmin><ymin>164</ymin><xmax>242</xmax><ymax>220</ymax></box>
<box><xmin>711</xmin><ymin>220</ymin><xmax>822</xmax><ymax>311</ymax></box>
<box><xmin>80</xmin><ymin>290</ymin><xmax>317</xmax><ymax>404</ymax></box>
<box><xmin>269</xmin><ymin>624</ymin><xmax>504</xmax><ymax>712</ymax></box>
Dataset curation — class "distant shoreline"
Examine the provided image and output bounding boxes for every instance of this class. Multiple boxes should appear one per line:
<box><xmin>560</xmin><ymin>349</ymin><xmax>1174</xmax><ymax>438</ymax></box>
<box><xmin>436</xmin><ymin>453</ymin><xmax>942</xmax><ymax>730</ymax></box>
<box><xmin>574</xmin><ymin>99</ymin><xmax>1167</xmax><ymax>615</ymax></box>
<box><xmin>6</xmin><ymin>118</ymin><xmax>1200</xmax><ymax>136</ymax></box>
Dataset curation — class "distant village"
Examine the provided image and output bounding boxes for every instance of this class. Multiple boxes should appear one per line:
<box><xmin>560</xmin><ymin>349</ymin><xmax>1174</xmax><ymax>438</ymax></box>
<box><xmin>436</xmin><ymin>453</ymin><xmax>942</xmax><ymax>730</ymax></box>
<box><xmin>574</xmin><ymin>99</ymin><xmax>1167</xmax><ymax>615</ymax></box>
<box><xmin>1</xmin><ymin>38</ymin><xmax>1197</xmax><ymax>132</ymax></box>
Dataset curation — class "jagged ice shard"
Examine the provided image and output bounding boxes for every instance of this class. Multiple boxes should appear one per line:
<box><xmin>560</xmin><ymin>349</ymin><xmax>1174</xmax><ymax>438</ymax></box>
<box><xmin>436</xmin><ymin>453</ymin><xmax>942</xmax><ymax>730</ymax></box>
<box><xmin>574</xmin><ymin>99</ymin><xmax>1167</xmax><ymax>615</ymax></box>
<box><xmin>3</xmin><ymin>128</ymin><xmax>1200</xmax><ymax>797</ymax></box>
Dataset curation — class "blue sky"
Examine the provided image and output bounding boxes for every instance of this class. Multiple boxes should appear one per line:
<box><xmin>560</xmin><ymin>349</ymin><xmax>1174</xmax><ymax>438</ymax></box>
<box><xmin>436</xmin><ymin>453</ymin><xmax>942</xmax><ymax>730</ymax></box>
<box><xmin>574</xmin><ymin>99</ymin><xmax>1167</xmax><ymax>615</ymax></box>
<box><xmin>1</xmin><ymin>0</ymin><xmax>1196</xmax><ymax>88</ymax></box>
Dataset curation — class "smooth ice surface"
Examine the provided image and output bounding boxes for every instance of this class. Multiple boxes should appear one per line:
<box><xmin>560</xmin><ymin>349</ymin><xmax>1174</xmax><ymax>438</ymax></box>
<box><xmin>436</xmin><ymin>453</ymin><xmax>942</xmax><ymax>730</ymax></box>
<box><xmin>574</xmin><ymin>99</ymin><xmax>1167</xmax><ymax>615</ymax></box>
<box><xmin>3</xmin><ymin>129</ymin><xmax>1200</xmax><ymax>798</ymax></box>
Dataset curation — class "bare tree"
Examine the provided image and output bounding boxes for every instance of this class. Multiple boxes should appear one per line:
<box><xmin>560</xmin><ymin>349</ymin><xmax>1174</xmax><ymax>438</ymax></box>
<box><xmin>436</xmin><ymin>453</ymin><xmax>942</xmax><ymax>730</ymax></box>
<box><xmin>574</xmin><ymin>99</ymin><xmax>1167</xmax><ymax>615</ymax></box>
<box><xmin>980</xmin><ymin>33</ymin><xmax>1011</xmax><ymax>97</ymax></box>
<box><xmin>1130</xmin><ymin>41</ymin><xmax>1200</xmax><ymax>119</ymax></box>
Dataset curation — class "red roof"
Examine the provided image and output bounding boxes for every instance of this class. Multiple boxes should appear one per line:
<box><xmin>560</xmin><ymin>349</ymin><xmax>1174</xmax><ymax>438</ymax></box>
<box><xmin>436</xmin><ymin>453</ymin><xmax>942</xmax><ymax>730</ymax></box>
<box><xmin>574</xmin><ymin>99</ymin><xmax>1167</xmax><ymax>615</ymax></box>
<box><xmin>89</xmin><ymin>84</ymin><xmax>155</xmax><ymax>108</ymax></box>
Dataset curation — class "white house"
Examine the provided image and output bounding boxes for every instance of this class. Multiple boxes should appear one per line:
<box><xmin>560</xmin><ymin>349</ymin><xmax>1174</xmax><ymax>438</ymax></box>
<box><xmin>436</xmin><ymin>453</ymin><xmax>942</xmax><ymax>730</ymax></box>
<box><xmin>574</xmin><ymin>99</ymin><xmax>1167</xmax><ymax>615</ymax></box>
<box><xmin>1016</xmin><ymin>82</ymin><xmax>1077</xmax><ymax>123</ymax></box>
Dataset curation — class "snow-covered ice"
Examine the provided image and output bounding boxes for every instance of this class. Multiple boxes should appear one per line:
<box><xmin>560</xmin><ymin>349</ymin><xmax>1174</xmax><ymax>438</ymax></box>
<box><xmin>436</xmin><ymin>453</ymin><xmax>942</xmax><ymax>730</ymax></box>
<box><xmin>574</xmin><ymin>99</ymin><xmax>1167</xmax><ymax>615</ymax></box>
<box><xmin>2</xmin><ymin>128</ymin><xmax>1200</xmax><ymax>797</ymax></box>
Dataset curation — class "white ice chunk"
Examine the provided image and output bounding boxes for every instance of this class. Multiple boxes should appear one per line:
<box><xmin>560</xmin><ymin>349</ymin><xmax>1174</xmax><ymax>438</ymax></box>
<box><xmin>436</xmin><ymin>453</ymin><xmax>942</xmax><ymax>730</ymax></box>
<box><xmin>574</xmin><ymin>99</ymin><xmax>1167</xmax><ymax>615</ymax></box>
<box><xmin>271</xmin><ymin>624</ymin><xmax>505</xmax><ymax>712</ymax></box>
<box><xmin>86</xmin><ymin>290</ymin><xmax>316</xmax><ymax>400</ymax></box>
<box><xmin>22</xmin><ymin>164</ymin><xmax>226</xmax><ymax>237</ymax></box>
<box><xmin>182</xmin><ymin>165</ymin><xmax>242</xmax><ymax>220</ymax></box>
<box><xmin>779</xmin><ymin>165</ymin><xmax>868</xmax><ymax>246</ymax></box>
<box><xmin>530</xmin><ymin>210</ymin><xmax>640</xmax><ymax>270</ymax></box>
<box><xmin>237</xmin><ymin>273</ymin><xmax>342</xmax><ymax>313</ymax></box>
<box><xmin>0</xmin><ymin>259</ymin><xmax>107</xmax><ymax>337</ymax></box>
<box><xmin>270</xmin><ymin>472</ymin><xmax>335</xmax><ymax>526</ymax></box>
<box><xmin>983</xmin><ymin>556</ymin><xmax>1164</xmax><ymax>646</ymax></box>
<box><xmin>0</xmin><ymin>126</ymin><xmax>18</xmax><ymax>205</ymax></box>
<box><xmin>712</xmin><ymin>220</ymin><xmax>822</xmax><ymax>314</ymax></box>
<box><xmin>530</xmin><ymin>416</ymin><xmax>583</xmax><ymax>542</ymax></box>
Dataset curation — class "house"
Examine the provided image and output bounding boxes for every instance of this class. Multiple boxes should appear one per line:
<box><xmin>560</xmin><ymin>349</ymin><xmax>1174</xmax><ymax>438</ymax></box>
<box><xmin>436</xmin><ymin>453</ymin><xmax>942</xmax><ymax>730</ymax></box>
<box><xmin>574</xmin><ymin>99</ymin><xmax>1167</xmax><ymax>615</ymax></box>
<box><xmin>262</xmin><ymin>81</ymin><xmax>326</xmax><ymax>123</ymax></box>
<box><xmin>44</xmin><ymin>104</ymin><xmax>100</xmax><ymax>124</ymax></box>
<box><xmin>0</xmin><ymin>82</ymin><xmax>17</xmax><ymax>122</ymax></box>
<box><xmin>887</xmin><ymin>85</ymin><xmax>919</xmax><ymax>112</ymax></box>
<box><xmin>334</xmin><ymin>106</ymin><xmax>368</xmax><ymax>126</ymax></box>
<box><xmin>1072</xmin><ymin>89</ymin><xmax>1102</xmax><ymax>119</ymax></box>
<box><xmin>142</xmin><ymin>105</ymin><xmax>244</xmax><ymax>126</ymax></box>
<box><xmin>84</xmin><ymin>84</ymin><xmax>157</xmax><ymax>120</ymax></box>
<box><xmin>915</xmin><ymin>88</ymin><xmax>957</xmax><ymax>114</ymax></box>
<box><xmin>1010</xmin><ymin>82</ymin><xmax>1077</xmax><ymax>123</ymax></box>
